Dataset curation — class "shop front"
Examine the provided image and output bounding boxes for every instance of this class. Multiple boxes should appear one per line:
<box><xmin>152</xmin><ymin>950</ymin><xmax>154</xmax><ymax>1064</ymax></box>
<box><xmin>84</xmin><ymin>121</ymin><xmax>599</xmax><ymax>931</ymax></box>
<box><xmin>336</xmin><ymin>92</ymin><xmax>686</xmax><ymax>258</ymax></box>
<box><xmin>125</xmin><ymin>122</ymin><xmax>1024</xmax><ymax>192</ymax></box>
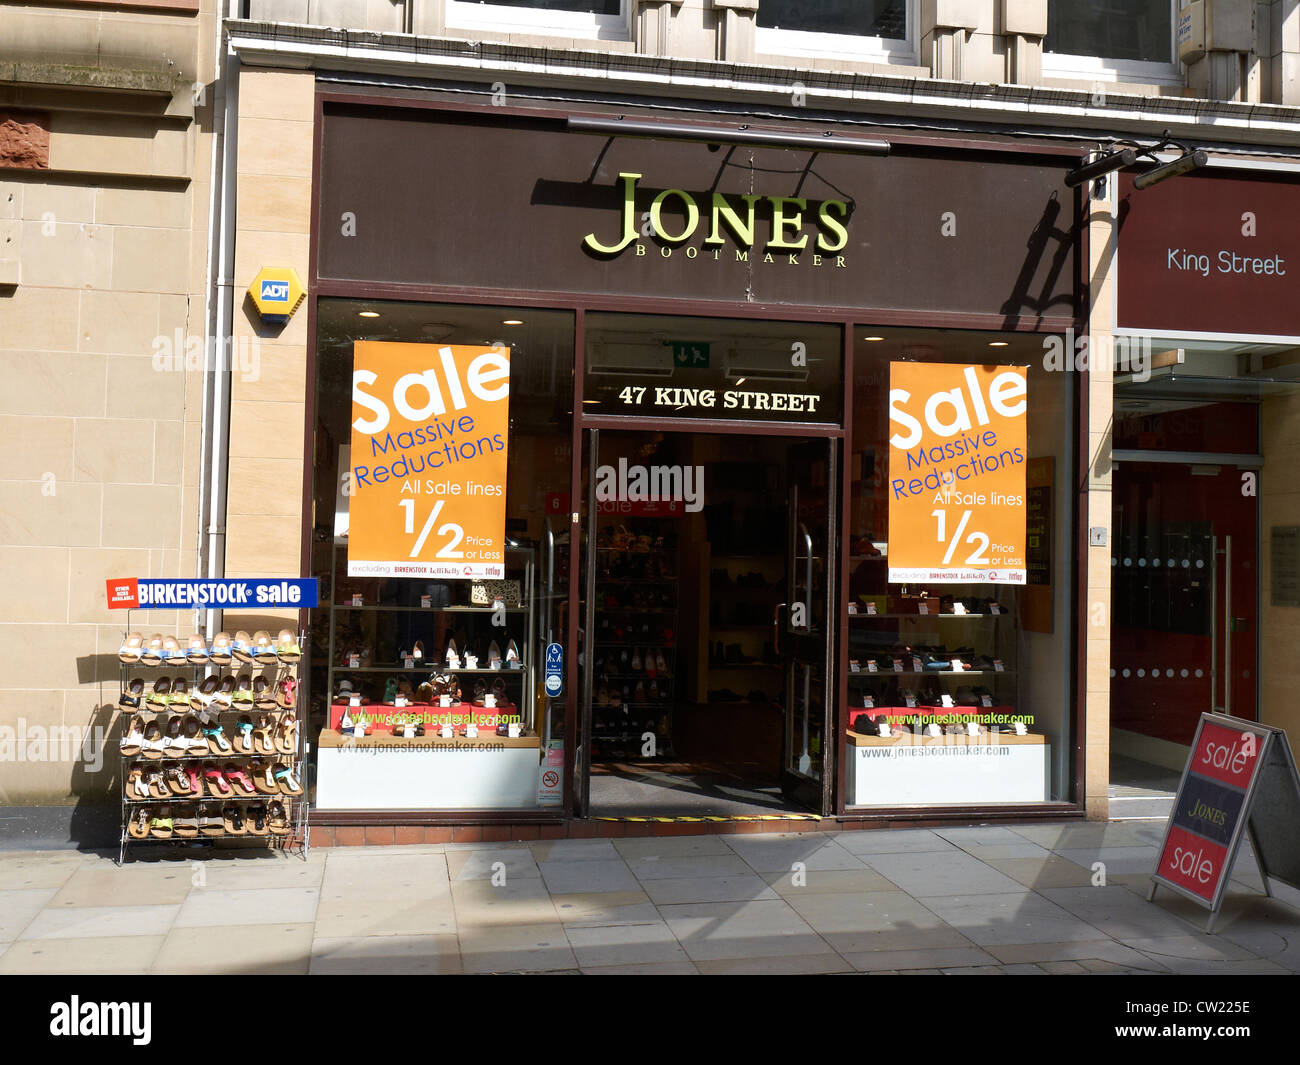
<box><xmin>296</xmin><ymin>89</ymin><xmax>1088</xmax><ymax>829</ymax></box>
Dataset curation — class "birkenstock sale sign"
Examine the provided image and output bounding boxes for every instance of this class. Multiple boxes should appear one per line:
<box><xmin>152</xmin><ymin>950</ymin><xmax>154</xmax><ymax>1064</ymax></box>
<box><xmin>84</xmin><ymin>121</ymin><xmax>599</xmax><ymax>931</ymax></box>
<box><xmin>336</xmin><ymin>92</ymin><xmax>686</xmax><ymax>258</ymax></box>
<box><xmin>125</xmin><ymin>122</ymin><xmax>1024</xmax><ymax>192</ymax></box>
<box><xmin>348</xmin><ymin>341</ymin><xmax>510</xmax><ymax>578</ymax></box>
<box><xmin>887</xmin><ymin>362</ymin><xmax>1028</xmax><ymax>585</ymax></box>
<box><xmin>106</xmin><ymin>579</ymin><xmax>319</xmax><ymax>608</ymax></box>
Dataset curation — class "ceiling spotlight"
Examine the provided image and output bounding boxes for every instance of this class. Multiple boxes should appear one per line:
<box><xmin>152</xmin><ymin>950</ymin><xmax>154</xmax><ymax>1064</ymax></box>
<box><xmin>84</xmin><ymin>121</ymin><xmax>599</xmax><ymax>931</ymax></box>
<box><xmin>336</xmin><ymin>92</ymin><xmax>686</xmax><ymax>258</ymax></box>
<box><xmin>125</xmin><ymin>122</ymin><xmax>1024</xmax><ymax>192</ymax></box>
<box><xmin>1133</xmin><ymin>149</ymin><xmax>1209</xmax><ymax>190</ymax></box>
<box><xmin>1064</xmin><ymin>148</ymin><xmax>1137</xmax><ymax>188</ymax></box>
<box><xmin>502</xmin><ymin>319</ymin><xmax>523</xmax><ymax>325</ymax></box>
<box><xmin>864</xmin><ymin>336</ymin><xmax>885</xmax><ymax>342</ymax></box>
<box><xmin>358</xmin><ymin>311</ymin><xmax>380</xmax><ymax>318</ymax></box>
<box><xmin>988</xmin><ymin>341</ymin><xmax>1009</xmax><ymax>348</ymax></box>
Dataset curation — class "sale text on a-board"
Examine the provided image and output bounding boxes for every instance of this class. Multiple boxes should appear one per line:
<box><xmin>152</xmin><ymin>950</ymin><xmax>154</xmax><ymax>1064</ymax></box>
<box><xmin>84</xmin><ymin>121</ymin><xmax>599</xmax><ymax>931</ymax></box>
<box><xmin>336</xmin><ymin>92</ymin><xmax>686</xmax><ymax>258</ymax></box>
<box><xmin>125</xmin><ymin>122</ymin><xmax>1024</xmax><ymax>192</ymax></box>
<box><xmin>887</xmin><ymin>363</ymin><xmax>1028</xmax><ymax>585</ymax></box>
<box><xmin>348</xmin><ymin>341</ymin><xmax>510</xmax><ymax>579</ymax></box>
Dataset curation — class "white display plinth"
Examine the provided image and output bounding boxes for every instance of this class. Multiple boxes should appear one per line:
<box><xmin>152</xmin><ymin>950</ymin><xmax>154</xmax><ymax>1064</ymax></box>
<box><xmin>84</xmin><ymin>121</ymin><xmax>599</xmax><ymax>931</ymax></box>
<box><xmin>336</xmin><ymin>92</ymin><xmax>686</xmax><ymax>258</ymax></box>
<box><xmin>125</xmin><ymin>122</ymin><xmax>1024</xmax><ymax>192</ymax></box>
<box><xmin>846</xmin><ymin>731</ymin><xmax>1050</xmax><ymax>805</ymax></box>
<box><xmin>315</xmin><ymin>730</ymin><xmax>544</xmax><ymax>810</ymax></box>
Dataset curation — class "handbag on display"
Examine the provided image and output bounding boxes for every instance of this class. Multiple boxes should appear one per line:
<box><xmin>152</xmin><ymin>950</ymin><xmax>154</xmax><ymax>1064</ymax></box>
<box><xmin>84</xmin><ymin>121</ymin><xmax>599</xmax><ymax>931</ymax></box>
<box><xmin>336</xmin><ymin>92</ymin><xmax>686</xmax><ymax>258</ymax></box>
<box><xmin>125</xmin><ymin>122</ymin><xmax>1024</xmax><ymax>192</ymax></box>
<box><xmin>470</xmin><ymin>580</ymin><xmax>521</xmax><ymax>607</ymax></box>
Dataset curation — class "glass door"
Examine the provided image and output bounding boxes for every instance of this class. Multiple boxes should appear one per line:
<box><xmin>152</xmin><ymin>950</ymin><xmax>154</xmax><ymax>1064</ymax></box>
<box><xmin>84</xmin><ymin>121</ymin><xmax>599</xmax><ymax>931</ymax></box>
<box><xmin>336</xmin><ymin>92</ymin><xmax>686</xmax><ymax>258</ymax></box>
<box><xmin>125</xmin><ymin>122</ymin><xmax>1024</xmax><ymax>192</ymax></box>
<box><xmin>1111</xmin><ymin>462</ymin><xmax>1258</xmax><ymax>749</ymax></box>
<box><xmin>779</xmin><ymin>439</ymin><xmax>836</xmax><ymax>812</ymax></box>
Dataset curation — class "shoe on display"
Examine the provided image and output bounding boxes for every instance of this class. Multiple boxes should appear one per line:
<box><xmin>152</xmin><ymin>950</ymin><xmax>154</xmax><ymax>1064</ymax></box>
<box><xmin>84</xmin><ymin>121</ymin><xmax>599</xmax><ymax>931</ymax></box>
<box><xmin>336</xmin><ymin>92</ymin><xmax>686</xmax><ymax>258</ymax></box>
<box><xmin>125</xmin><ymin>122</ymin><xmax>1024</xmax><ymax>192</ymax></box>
<box><xmin>120</xmin><ymin>714</ymin><xmax>145</xmax><ymax>756</ymax></box>
<box><xmin>488</xmin><ymin>641</ymin><xmax>502</xmax><ymax>669</ymax></box>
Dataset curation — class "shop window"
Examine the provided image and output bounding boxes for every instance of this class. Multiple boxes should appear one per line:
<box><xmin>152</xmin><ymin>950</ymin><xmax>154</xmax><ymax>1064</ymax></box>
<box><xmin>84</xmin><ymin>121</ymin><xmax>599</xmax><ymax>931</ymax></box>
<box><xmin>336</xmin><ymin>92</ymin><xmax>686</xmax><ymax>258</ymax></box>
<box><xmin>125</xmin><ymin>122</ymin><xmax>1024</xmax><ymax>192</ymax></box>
<box><xmin>1044</xmin><ymin>0</ymin><xmax>1180</xmax><ymax>84</ymax></box>
<box><xmin>844</xmin><ymin>328</ymin><xmax>1075</xmax><ymax>808</ymax></box>
<box><xmin>308</xmin><ymin>299</ymin><xmax>575</xmax><ymax>812</ymax></box>
<box><xmin>756</xmin><ymin>0</ymin><xmax>915</xmax><ymax>63</ymax></box>
<box><xmin>447</xmin><ymin>0</ymin><xmax>628</xmax><ymax>38</ymax></box>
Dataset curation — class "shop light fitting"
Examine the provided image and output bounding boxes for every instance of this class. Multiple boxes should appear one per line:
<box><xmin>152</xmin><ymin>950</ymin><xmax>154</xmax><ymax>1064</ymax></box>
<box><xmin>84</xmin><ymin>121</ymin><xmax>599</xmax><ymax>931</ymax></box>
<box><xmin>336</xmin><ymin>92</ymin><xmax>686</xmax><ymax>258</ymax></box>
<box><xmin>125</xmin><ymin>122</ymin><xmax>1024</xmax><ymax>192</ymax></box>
<box><xmin>502</xmin><ymin>319</ymin><xmax>523</xmax><ymax>325</ymax></box>
<box><xmin>1064</xmin><ymin>133</ymin><xmax>1209</xmax><ymax>195</ymax></box>
<box><xmin>863</xmin><ymin>336</ymin><xmax>885</xmax><ymax>342</ymax></box>
<box><xmin>358</xmin><ymin>310</ymin><xmax>380</xmax><ymax>318</ymax></box>
<box><xmin>566</xmin><ymin>115</ymin><xmax>890</xmax><ymax>156</ymax></box>
<box><xmin>1133</xmin><ymin>149</ymin><xmax>1209</xmax><ymax>190</ymax></box>
<box><xmin>988</xmin><ymin>341</ymin><xmax>1009</xmax><ymax>347</ymax></box>
<box><xmin>1063</xmin><ymin>148</ymin><xmax>1137</xmax><ymax>188</ymax></box>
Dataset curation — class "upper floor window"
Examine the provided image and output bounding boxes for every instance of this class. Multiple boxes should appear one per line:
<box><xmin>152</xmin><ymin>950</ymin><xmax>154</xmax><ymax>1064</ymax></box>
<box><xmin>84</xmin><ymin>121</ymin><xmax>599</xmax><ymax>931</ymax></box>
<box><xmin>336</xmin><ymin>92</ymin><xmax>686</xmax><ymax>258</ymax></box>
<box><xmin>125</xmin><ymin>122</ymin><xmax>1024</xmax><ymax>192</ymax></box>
<box><xmin>461</xmin><ymin>0</ymin><xmax>620</xmax><ymax>11</ymax></box>
<box><xmin>1045</xmin><ymin>0</ymin><xmax>1177</xmax><ymax>80</ymax></box>
<box><xmin>447</xmin><ymin>0</ymin><xmax>628</xmax><ymax>39</ymax></box>
<box><xmin>755</xmin><ymin>0</ymin><xmax>914</xmax><ymax>62</ymax></box>
<box><xmin>757</xmin><ymin>0</ymin><xmax>907</xmax><ymax>41</ymax></box>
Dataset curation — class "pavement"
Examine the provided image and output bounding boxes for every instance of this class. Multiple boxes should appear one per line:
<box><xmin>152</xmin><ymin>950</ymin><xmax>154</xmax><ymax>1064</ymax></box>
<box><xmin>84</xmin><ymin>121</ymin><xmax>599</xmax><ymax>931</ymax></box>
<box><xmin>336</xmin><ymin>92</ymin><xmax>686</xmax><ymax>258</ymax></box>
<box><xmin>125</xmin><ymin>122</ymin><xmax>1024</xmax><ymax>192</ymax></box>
<box><xmin>1</xmin><ymin>819</ymin><xmax>1299</xmax><ymax>975</ymax></box>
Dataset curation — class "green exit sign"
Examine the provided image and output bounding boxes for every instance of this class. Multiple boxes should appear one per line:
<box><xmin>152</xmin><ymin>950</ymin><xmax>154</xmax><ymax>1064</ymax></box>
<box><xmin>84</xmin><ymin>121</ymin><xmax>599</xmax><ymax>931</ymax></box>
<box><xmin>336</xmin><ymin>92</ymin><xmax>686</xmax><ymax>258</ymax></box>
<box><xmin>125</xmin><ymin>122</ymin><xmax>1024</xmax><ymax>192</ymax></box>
<box><xmin>670</xmin><ymin>342</ymin><xmax>709</xmax><ymax>368</ymax></box>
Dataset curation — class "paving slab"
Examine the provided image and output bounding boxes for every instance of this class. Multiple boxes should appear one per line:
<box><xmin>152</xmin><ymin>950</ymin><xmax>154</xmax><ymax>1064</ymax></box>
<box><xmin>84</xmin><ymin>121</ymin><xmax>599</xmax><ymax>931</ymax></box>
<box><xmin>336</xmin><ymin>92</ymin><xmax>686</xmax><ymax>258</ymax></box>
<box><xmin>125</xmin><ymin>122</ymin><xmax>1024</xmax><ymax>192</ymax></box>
<box><xmin>919</xmin><ymin>892</ymin><xmax>1107</xmax><ymax>946</ymax></box>
<box><xmin>0</xmin><ymin>934</ymin><xmax>165</xmax><ymax>974</ymax></box>
<box><xmin>152</xmin><ymin>922</ymin><xmax>314</xmax><ymax>974</ymax></box>
<box><xmin>641</xmin><ymin>873</ymin><xmax>780</xmax><ymax>906</ymax></box>
<box><xmin>759</xmin><ymin>867</ymin><xmax>899</xmax><ymax>896</ymax></box>
<box><xmin>841</xmin><ymin>946</ymin><xmax>999</xmax><ymax>972</ymax></box>
<box><xmin>309</xmin><ymin>934</ymin><xmax>462</xmax><ymax>975</ymax></box>
<box><xmin>658</xmin><ymin>899</ymin><xmax>834</xmax><ymax>962</ymax></box>
<box><xmin>458</xmin><ymin>922</ymin><xmax>577</xmax><ymax>974</ymax></box>
<box><xmin>831</xmin><ymin>829</ymin><xmax>957</xmax><ymax>855</ymax></box>
<box><xmin>693</xmin><ymin>953</ymin><xmax>854</xmax><ymax>975</ymax></box>
<box><xmin>20</xmin><ymin>903</ymin><xmax>179</xmax><ymax>940</ymax></box>
<box><xmin>549</xmin><ymin>891</ymin><xmax>660</xmax><ymax>927</ymax></box>
<box><xmin>540</xmin><ymin>858</ymin><xmax>641</xmax><ymax>895</ymax></box>
<box><xmin>626</xmin><ymin>853</ymin><xmax>754</xmax><ymax>881</ymax></box>
<box><xmin>862</xmin><ymin>851</ymin><xmax>1027</xmax><ymax>897</ymax></box>
<box><xmin>723</xmin><ymin>835</ymin><xmax>867</xmax><ymax>873</ymax></box>
<box><xmin>564</xmin><ymin>921</ymin><xmax>691</xmax><ymax>967</ymax></box>
<box><xmin>174</xmin><ymin>886</ymin><xmax>320</xmax><ymax>928</ymax></box>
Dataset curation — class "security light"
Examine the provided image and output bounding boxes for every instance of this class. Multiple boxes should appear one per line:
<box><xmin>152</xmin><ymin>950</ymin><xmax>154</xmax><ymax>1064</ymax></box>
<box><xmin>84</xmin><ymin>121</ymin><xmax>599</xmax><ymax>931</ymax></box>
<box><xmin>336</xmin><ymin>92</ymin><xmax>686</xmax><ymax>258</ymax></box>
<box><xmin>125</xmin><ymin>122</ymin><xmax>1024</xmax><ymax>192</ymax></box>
<box><xmin>1133</xmin><ymin>149</ymin><xmax>1209</xmax><ymax>190</ymax></box>
<box><xmin>1064</xmin><ymin>148</ymin><xmax>1137</xmax><ymax>188</ymax></box>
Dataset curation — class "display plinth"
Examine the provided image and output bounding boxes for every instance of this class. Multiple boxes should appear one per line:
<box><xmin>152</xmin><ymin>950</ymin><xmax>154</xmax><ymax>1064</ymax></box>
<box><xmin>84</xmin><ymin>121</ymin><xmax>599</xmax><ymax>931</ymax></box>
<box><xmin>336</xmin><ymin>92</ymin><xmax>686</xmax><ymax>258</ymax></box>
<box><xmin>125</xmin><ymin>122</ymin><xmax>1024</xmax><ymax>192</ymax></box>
<box><xmin>846</xmin><ymin>729</ymin><xmax>1050</xmax><ymax>805</ymax></box>
<box><xmin>315</xmin><ymin>729</ymin><xmax>545</xmax><ymax>810</ymax></box>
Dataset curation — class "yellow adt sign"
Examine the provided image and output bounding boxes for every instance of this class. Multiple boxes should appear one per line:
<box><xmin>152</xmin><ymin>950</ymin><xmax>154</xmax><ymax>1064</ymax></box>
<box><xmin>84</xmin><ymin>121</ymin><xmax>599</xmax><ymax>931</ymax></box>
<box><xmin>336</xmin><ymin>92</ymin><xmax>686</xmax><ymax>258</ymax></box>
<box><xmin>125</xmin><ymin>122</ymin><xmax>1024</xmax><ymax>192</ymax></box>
<box><xmin>248</xmin><ymin>267</ymin><xmax>305</xmax><ymax>322</ymax></box>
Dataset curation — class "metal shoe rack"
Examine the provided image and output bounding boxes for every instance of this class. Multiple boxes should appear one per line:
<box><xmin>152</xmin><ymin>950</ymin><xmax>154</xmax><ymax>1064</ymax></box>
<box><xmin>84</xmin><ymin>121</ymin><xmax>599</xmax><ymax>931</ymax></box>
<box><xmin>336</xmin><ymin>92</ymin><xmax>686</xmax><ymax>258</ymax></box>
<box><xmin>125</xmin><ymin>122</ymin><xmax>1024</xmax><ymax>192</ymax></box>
<box><xmin>115</xmin><ymin>616</ymin><xmax>310</xmax><ymax>864</ymax></box>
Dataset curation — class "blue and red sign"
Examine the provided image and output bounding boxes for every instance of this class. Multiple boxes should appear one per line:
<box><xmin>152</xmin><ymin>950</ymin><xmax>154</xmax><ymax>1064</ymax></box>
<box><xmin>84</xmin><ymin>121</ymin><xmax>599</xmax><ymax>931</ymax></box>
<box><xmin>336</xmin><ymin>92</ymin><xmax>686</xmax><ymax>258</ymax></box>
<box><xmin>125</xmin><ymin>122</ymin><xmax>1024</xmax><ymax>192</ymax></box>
<box><xmin>106</xmin><ymin>578</ymin><xmax>318</xmax><ymax>610</ymax></box>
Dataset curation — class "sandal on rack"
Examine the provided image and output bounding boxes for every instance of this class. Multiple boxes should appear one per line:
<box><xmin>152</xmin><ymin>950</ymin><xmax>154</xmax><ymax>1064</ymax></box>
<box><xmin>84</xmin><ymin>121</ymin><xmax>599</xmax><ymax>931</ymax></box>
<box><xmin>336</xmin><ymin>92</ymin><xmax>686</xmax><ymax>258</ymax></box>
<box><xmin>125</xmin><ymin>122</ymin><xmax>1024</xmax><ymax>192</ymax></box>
<box><xmin>146</xmin><ymin>766</ymin><xmax>170</xmax><ymax>800</ymax></box>
<box><xmin>209</xmin><ymin>632</ymin><xmax>234</xmax><ymax>666</ymax></box>
<box><xmin>173</xmin><ymin>806</ymin><xmax>199</xmax><ymax>839</ymax></box>
<box><xmin>198</xmin><ymin>804</ymin><xmax>225</xmax><ymax>838</ymax></box>
<box><xmin>222</xmin><ymin>805</ymin><xmax>247</xmax><ymax>836</ymax></box>
<box><xmin>252</xmin><ymin>630</ymin><xmax>278</xmax><ymax>665</ymax></box>
<box><xmin>225</xmin><ymin>764</ymin><xmax>257</xmax><ymax>798</ymax></box>
<box><xmin>213</xmin><ymin>675</ymin><xmax>235</xmax><ymax>709</ymax></box>
<box><xmin>140</xmin><ymin>721</ymin><xmax>167</xmax><ymax>760</ymax></box>
<box><xmin>164</xmin><ymin>761</ymin><xmax>192</xmax><ymax>797</ymax></box>
<box><xmin>268</xmin><ymin>801</ymin><xmax>291</xmax><ymax>836</ymax></box>
<box><xmin>203</xmin><ymin>761</ymin><xmax>232</xmax><ymax>798</ymax></box>
<box><xmin>274</xmin><ymin>629</ymin><xmax>301</xmax><ymax>664</ymax></box>
<box><xmin>128</xmin><ymin>807</ymin><xmax>152</xmax><ymax>839</ymax></box>
<box><xmin>246</xmin><ymin>803</ymin><xmax>269</xmax><ymax>837</ymax></box>
<box><xmin>190</xmin><ymin>676</ymin><xmax>219</xmax><ymax>711</ymax></box>
<box><xmin>161</xmin><ymin>635</ymin><xmax>182</xmax><ymax>663</ymax></box>
<box><xmin>118</xmin><ymin>632</ymin><xmax>145</xmax><ymax>665</ymax></box>
<box><xmin>253</xmin><ymin>676</ymin><xmax>277</xmax><ymax>711</ymax></box>
<box><xmin>234</xmin><ymin>715</ymin><xmax>255</xmax><ymax>754</ymax></box>
<box><xmin>232</xmin><ymin>674</ymin><xmax>255</xmax><ymax>709</ymax></box>
<box><xmin>251</xmin><ymin>759</ymin><xmax>279</xmax><ymax>795</ymax></box>
<box><xmin>231</xmin><ymin>631</ymin><xmax>254</xmax><ymax>664</ymax></box>
<box><xmin>167</xmin><ymin>677</ymin><xmax>189</xmax><ymax>708</ymax></box>
<box><xmin>162</xmin><ymin>717</ymin><xmax>187</xmax><ymax>758</ymax></box>
<box><xmin>145</xmin><ymin>678</ymin><xmax>172</xmax><ymax>709</ymax></box>
<box><xmin>119</xmin><ymin>714</ymin><xmax>146</xmax><ymax>756</ymax></box>
<box><xmin>182</xmin><ymin>715</ymin><xmax>208</xmax><ymax>757</ymax></box>
<box><xmin>252</xmin><ymin>714</ymin><xmax>275</xmax><ymax>755</ymax></box>
<box><xmin>140</xmin><ymin>634</ymin><xmax>165</xmax><ymax>667</ymax></box>
<box><xmin>271</xmin><ymin>763</ymin><xmax>303</xmax><ymax>796</ymax></box>
<box><xmin>118</xmin><ymin>678</ymin><xmax>145</xmax><ymax>711</ymax></box>
<box><xmin>203</xmin><ymin>723</ymin><xmax>233</xmax><ymax>756</ymax></box>
<box><xmin>274</xmin><ymin>713</ymin><xmax>298</xmax><ymax>755</ymax></box>
<box><xmin>185</xmin><ymin>633</ymin><xmax>210</xmax><ymax>665</ymax></box>
<box><xmin>149</xmin><ymin>809</ymin><xmax>175</xmax><ymax>839</ymax></box>
<box><xmin>124</xmin><ymin>763</ymin><xmax>149</xmax><ymax>801</ymax></box>
<box><xmin>275</xmin><ymin>676</ymin><xmax>297</xmax><ymax>710</ymax></box>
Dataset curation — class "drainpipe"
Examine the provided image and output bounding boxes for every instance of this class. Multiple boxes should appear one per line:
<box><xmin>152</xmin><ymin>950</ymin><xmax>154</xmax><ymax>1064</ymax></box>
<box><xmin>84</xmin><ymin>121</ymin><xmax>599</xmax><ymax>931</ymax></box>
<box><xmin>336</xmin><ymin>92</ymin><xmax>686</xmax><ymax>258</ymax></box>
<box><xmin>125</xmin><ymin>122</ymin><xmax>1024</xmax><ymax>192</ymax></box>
<box><xmin>200</xmin><ymin>0</ymin><xmax>240</xmax><ymax>641</ymax></box>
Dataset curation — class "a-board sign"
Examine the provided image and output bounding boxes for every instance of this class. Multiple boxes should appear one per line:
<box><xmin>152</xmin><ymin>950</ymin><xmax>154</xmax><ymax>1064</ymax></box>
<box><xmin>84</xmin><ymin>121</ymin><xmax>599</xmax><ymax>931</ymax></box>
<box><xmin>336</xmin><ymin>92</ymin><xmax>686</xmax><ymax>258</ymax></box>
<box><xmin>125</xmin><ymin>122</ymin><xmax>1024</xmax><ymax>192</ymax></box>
<box><xmin>1150</xmin><ymin>712</ymin><xmax>1300</xmax><ymax>929</ymax></box>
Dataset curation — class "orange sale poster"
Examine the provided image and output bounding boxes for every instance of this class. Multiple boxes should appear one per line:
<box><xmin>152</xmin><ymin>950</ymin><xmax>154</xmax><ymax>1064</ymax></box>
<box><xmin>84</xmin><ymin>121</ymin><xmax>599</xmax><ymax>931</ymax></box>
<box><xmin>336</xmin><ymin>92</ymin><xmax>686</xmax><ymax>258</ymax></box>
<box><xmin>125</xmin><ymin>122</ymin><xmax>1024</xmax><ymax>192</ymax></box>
<box><xmin>347</xmin><ymin>341</ymin><xmax>510</xmax><ymax>578</ymax></box>
<box><xmin>887</xmin><ymin>362</ymin><xmax>1028</xmax><ymax>585</ymax></box>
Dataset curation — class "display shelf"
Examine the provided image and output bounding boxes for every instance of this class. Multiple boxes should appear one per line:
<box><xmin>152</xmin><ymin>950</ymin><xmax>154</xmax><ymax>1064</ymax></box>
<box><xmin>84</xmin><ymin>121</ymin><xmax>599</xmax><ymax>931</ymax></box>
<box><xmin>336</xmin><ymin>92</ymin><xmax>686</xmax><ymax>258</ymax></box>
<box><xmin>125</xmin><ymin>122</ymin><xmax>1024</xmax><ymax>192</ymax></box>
<box><xmin>330</xmin><ymin>664</ymin><xmax>526</xmax><ymax>674</ymax></box>
<box><xmin>116</xmin><ymin>631</ymin><xmax>308</xmax><ymax>865</ymax></box>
